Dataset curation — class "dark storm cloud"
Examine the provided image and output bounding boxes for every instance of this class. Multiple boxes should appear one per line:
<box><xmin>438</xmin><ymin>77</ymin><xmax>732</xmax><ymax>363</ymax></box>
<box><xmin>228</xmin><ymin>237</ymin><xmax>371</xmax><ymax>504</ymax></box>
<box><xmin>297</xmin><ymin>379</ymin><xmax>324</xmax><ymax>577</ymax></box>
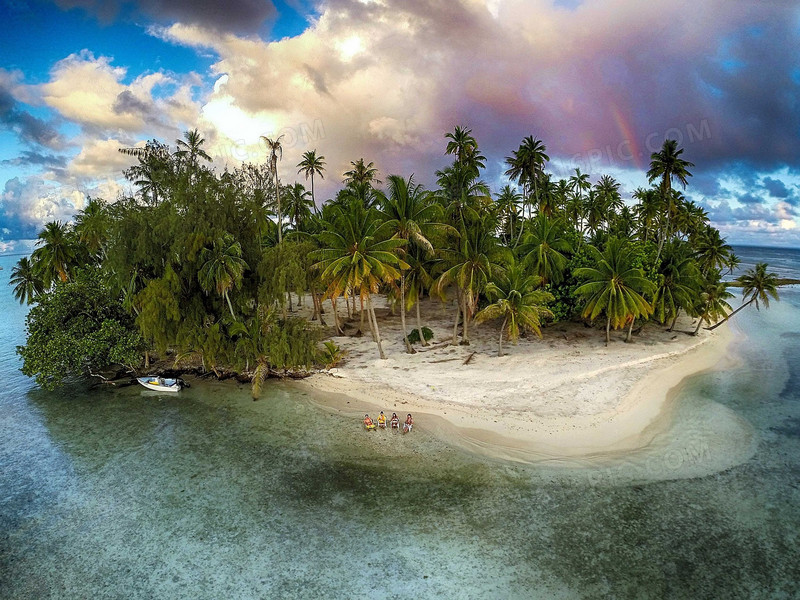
<box><xmin>738</xmin><ymin>193</ymin><xmax>763</xmax><ymax>205</ymax></box>
<box><xmin>1</xmin><ymin>151</ymin><xmax>68</xmax><ymax>170</ymax></box>
<box><xmin>55</xmin><ymin>0</ymin><xmax>277</xmax><ymax>35</ymax></box>
<box><xmin>0</xmin><ymin>85</ymin><xmax>63</xmax><ymax>149</ymax></box>
<box><xmin>762</xmin><ymin>177</ymin><xmax>790</xmax><ymax>198</ymax></box>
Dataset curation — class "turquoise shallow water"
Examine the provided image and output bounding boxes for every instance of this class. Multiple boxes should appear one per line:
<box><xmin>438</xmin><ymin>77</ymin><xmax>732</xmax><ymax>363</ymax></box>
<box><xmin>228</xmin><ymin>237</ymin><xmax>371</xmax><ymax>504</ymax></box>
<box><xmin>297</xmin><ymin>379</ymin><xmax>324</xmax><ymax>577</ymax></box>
<box><xmin>1</xmin><ymin>248</ymin><xmax>800</xmax><ymax>599</ymax></box>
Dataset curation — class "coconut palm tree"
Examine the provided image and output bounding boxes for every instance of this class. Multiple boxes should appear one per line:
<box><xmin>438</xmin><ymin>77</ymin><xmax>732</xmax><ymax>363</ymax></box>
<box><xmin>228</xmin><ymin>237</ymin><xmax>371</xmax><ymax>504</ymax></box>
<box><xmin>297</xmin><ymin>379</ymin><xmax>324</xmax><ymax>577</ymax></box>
<box><xmin>198</xmin><ymin>234</ymin><xmax>249</xmax><ymax>319</ymax></box>
<box><xmin>174</xmin><ymin>129</ymin><xmax>212</xmax><ymax>169</ymax></box>
<box><xmin>652</xmin><ymin>241</ymin><xmax>701</xmax><ymax>330</ymax></box>
<box><xmin>633</xmin><ymin>187</ymin><xmax>662</xmax><ymax>244</ymax></box>
<box><xmin>505</xmin><ymin>136</ymin><xmax>549</xmax><ymax>219</ymax></box>
<box><xmin>311</xmin><ymin>201</ymin><xmax>406</xmax><ymax>359</ymax></box>
<box><xmin>343</xmin><ymin>158</ymin><xmax>381</xmax><ymax>186</ymax></box>
<box><xmin>261</xmin><ymin>135</ymin><xmax>285</xmax><ymax>243</ymax></box>
<box><xmin>31</xmin><ymin>220</ymin><xmax>76</xmax><ymax>286</ymax></box>
<box><xmin>517</xmin><ymin>214</ymin><xmax>572</xmax><ymax>285</ymax></box>
<box><xmin>708</xmin><ymin>262</ymin><xmax>780</xmax><ymax>330</ymax></box>
<box><xmin>73</xmin><ymin>197</ymin><xmax>110</xmax><ymax>261</ymax></box>
<box><xmin>695</xmin><ymin>274</ymin><xmax>734</xmax><ymax>334</ymax></box>
<box><xmin>647</xmin><ymin>139</ymin><xmax>694</xmax><ymax>255</ymax></box>
<box><xmin>495</xmin><ymin>185</ymin><xmax>522</xmax><ymax>244</ymax></box>
<box><xmin>10</xmin><ymin>256</ymin><xmax>44</xmax><ymax>305</ymax></box>
<box><xmin>297</xmin><ymin>150</ymin><xmax>326</xmax><ymax>209</ymax></box>
<box><xmin>377</xmin><ymin>174</ymin><xmax>446</xmax><ymax>353</ymax></box>
<box><xmin>594</xmin><ymin>175</ymin><xmax>623</xmax><ymax>229</ymax></box>
<box><xmin>474</xmin><ymin>262</ymin><xmax>554</xmax><ymax>356</ymax></box>
<box><xmin>445</xmin><ymin>125</ymin><xmax>478</xmax><ymax>165</ymax></box>
<box><xmin>283</xmin><ymin>183</ymin><xmax>314</xmax><ymax>230</ymax></box>
<box><xmin>437</xmin><ymin>212</ymin><xmax>504</xmax><ymax>345</ymax></box>
<box><xmin>693</xmin><ymin>226</ymin><xmax>734</xmax><ymax>276</ymax></box>
<box><xmin>568</xmin><ymin>168</ymin><xmax>591</xmax><ymax>236</ymax></box>
<box><xmin>575</xmin><ymin>238</ymin><xmax>655</xmax><ymax>345</ymax></box>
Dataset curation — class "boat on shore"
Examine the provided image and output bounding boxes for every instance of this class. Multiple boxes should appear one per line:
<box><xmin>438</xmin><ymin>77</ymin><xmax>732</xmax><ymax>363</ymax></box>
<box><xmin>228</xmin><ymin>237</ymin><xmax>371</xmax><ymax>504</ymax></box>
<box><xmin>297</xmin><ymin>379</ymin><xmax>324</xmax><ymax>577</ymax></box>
<box><xmin>137</xmin><ymin>376</ymin><xmax>183</xmax><ymax>392</ymax></box>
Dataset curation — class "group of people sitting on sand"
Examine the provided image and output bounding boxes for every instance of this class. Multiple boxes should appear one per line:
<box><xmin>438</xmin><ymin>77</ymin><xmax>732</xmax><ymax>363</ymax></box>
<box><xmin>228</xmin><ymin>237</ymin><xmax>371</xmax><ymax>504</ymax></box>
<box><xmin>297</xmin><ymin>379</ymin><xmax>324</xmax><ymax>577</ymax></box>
<box><xmin>363</xmin><ymin>411</ymin><xmax>413</xmax><ymax>433</ymax></box>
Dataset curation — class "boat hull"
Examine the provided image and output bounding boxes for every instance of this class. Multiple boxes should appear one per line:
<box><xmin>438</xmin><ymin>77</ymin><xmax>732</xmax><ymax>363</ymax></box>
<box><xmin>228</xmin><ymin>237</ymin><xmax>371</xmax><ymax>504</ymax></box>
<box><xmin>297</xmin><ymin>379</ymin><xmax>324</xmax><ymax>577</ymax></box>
<box><xmin>137</xmin><ymin>377</ymin><xmax>182</xmax><ymax>392</ymax></box>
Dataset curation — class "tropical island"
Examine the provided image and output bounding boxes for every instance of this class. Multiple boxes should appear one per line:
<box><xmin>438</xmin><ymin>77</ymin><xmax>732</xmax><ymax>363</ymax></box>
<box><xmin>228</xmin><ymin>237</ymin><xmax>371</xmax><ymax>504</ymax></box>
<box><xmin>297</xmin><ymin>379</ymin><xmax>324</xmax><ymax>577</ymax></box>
<box><xmin>10</xmin><ymin>127</ymin><xmax>783</xmax><ymax>458</ymax></box>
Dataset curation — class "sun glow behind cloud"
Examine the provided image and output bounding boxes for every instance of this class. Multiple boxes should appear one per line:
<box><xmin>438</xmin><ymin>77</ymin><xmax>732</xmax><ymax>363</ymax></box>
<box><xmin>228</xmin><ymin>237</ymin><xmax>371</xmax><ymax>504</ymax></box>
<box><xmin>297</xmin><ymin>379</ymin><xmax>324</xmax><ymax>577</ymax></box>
<box><xmin>1</xmin><ymin>0</ymin><xmax>799</xmax><ymax>247</ymax></box>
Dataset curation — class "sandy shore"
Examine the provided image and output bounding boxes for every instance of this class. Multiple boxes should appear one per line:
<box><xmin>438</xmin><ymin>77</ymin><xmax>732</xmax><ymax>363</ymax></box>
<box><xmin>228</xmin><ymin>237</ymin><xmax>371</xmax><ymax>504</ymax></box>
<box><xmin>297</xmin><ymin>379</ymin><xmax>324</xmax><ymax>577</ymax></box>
<box><xmin>297</xmin><ymin>296</ymin><xmax>739</xmax><ymax>465</ymax></box>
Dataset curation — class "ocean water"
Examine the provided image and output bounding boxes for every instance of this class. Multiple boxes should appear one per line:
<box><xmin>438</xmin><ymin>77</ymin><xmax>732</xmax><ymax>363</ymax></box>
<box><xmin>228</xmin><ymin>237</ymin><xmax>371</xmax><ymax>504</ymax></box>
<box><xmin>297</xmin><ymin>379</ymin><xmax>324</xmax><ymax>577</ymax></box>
<box><xmin>1</xmin><ymin>247</ymin><xmax>799</xmax><ymax>599</ymax></box>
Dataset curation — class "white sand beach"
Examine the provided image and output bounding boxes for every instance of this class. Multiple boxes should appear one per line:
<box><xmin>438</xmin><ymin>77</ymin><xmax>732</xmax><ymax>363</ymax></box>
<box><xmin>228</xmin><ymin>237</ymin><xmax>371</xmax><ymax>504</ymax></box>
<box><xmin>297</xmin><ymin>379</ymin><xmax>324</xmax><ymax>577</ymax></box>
<box><xmin>298</xmin><ymin>295</ymin><xmax>741</xmax><ymax>465</ymax></box>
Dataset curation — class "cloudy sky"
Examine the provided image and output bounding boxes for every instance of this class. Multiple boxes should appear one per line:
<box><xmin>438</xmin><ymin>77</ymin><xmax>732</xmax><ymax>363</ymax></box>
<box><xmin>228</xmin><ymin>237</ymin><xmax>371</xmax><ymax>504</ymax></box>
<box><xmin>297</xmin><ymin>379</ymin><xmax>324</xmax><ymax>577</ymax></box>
<box><xmin>1</xmin><ymin>0</ymin><xmax>799</xmax><ymax>252</ymax></box>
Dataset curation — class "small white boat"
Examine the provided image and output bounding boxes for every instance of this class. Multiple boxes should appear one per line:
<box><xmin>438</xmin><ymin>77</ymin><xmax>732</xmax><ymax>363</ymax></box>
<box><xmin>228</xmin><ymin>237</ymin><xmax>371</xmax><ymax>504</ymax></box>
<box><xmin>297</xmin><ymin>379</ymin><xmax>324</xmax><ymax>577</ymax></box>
<box><xmin>137</xmin><ymin>376</ymin><xmax>182</xmax><ymax>392</ymax></box>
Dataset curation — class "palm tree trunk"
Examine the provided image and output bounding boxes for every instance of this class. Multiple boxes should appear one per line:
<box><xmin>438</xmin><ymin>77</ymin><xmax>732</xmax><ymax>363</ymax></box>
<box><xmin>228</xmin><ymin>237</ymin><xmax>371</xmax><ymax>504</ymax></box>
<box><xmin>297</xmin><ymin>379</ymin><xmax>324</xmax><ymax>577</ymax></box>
<box><xmin>460</xmin><ymin>291</ymin><xmax>470</xmax><ymax>345</ymax></box>
<box><xmin>311</xmin><ymin>173</ymin><xmax>316</xmax><ymax>213</ymax></box>
<box><xmin>625</xmin><ymin>316</ymin><xmax>634</xmax><ymax>342</ymax></box>
<box><xmin>359</xmin><ymin>296</ymin><xmax>365</xmax><ymax>335</ymax></box>
<box><xmin>288</xmin><ymin>291</ymin><xmax>293</xmax><ymax>312</ymax></box>
<box><xmin>605</xmin><ymin>315</ymin><xmax>611</xmax><ymax>346</ymax></box>
<box><xmin>331</xmin><ymin>297</ymin><xmax>342</xmax><ymax>335</ymax></box>
<box><xmin>707</xmin><ymin>298</ymin><xmax>753</xmax><ymax>331</ymax></box>
<box><xmin>498</xmin><ymin>316</ymin><xmax>507</xmax><ymax>357</ymax></box>
<box><xmin>346</xmin><ymin>295</ymin><xmax>352</xmax><ymax>319</ymax></box>
<box><xmin>451</xmin><ymin>289</ymin><xmax>461</xmax><ymax>346</ymax></box>
<box><xmin>668</xmin><ymin>310</ymin><xmax>680</xmax><ymax>332</ymax></box>
<box><xmin>400</xmin><ymin>274</ymin><xmax>414</xmax><ymax>353</ymax></box>
<box><xmin>145</xmin><ymin>350</ymin><xmax>150</xmax><ymax>369</ymax></box>
<box><xmin>366</xmin><ymin>294</ymin><xmax>386</xmax><ymax>359</ymax></box>
<box><xmin>693</xmin><ymin>314</ymin><xmax>705</xmax><ymax>335</ymax></box>
<box><xmin>416</xmin><ymin>296</ymin><xmax>428</xmax><ymax>347</ymax></box>
<box><xmin>274</xmin><ymin>165</ymin><xmax>282</xmax><ymax>245</ymax></box>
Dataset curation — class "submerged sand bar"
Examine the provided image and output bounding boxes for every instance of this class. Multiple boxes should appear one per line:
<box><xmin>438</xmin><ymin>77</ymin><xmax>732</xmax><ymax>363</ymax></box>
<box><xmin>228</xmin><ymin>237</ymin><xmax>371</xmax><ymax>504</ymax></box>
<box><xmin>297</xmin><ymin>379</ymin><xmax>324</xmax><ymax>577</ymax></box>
<box><xmin>300</xmin><ymin>297</ymin><xmax>738</xmax><ymax>464</ymax></box>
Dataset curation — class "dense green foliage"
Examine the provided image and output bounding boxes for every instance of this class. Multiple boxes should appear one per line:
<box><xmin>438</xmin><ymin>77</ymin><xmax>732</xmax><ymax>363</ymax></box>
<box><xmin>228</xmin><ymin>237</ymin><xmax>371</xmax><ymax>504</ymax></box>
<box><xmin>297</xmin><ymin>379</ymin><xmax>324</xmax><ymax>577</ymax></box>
<box><xmin>14</xmin><ymin>125</ymin><xmax>782</xmax><ymax>393</ymax></box>
<box><xmin>18</xmin><ymin>270</ymin><xmax>143</xmax><ymax>390</ymax></box>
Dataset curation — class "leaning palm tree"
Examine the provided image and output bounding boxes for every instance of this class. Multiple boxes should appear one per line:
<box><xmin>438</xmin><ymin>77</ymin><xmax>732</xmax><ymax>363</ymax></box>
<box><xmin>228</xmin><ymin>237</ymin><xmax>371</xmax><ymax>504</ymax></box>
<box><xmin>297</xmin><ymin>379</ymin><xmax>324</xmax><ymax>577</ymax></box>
<box><xmin>474</xmin><ymin>263</ymin><xmax>554</xmax><ymax>356</ymax></box>
<box><xmin>575</xmin><ymin>238</ymin><xmax>655</xmax><ymax>345</ymax></box>
<box><xmin>296</xmin><ymin>150</ymin><xmax>326</xmax><ymax>209</ymax></box>
<box><xmin>10</xmin><ymin>256</ymin><xmax>44</xmax><ymax>305</ymax></box>
<box><xmin>311</xmin><ymin>201</ymin><xmax>406</xmax><ymax>359</ymax></box>
<box><xmin>198</xmin><ymin>234</ymin><xmax>249</xmax><ymax>319</ymax></box>
<box><xmin>708</xmin><ymin>262</ymin><xmax>780</xmax><ymax>330</ymax></box>
<box><xmin>261</xmin><ymin>135</ymin><xmax>285</xmax><ymax>244</ymax></box>
<box><xmin>694</xmin><ymin>275</ymin><xmax>734</xmax><ymax>334</ymax></box>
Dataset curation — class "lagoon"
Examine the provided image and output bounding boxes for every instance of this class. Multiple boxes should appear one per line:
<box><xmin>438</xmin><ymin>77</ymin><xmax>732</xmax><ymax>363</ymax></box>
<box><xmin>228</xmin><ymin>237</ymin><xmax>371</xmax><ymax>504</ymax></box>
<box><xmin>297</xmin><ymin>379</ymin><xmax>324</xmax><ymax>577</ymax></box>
<box><xmin>1</xmin><ymin>247</ymin><xmax>799</xmax><ymax>599</ymax></box>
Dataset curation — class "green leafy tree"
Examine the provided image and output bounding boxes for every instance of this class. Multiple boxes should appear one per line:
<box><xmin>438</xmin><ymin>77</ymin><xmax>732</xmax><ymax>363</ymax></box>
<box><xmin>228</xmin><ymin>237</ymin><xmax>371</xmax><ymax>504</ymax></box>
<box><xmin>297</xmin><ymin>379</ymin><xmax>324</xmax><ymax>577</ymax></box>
<box><xmin>17</xmin><ymin>270</ymin><xmax>143</xmax><ymax>390</ymax></box>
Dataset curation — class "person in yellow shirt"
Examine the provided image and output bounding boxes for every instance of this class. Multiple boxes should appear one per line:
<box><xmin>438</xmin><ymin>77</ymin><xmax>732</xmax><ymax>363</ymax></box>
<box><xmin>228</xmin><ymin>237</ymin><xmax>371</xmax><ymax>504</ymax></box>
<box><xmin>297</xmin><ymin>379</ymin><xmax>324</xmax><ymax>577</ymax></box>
<box><xmin>377</xmin><ymin>411</ymin><xmax>387</xmax><ymax>428</ymax></box>
<box><xmin>363</xmin><ymin>414</ymin><xmax>376</xmax><ymax>430</ymax></box>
